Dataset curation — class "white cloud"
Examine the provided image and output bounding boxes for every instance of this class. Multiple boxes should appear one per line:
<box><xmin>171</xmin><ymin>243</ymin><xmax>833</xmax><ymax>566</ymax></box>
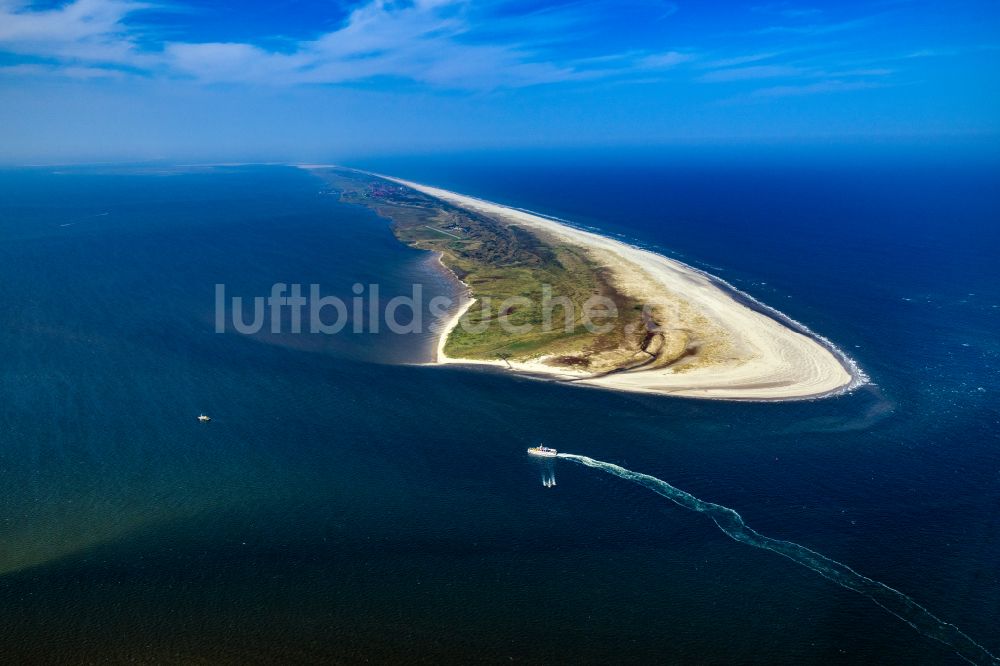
<box><xmin>636</xmin><ymin>50</ymin><xmax>694</xmax><ymax>69</ymax></box>
<box><xmin>752</xmin><ymin>4</ymin><xmax>823</xmax><ymax>19</ymax></box>
<box><xmin>0</xmin><ymin>0</ymin><xmax>151</xmax><ymax>65</ymax></box>
<box><xmin>165</xmin><ymin>42</ymin><xmax>304</xmax><ymax>83</ymax></box>
<box><xmin>751</xmin><ymin>79</ymin><xmax>884</xmax><ymax>98</ymax></box>
<box><xmin>162</xmin><ymin>1</ymin><xmax>677</xmax><ymax>89</ymax></box>
<box><xmin>754</xmin><ymin>15</ymin><xmax>878</xmax><ymax>36</ymax></box>
<box><xmin>826</xmin><ymin>67</ymin><xmax>894</xmax><ymax>77</ymax></box>
<box><xmin>0</xmin><ymin>62</ymin><xmax>127</xmax><ymax>78</ymax></box>
<box><xmin>903</xmin><ymin>48</ymin><xmax>959</xmax><ymax>58</ymax></box>
<box><xmin>164</xmin><ymin>1</ymin><xmax>589</xmax><ymax>89</ymax></box>
<box><xmin>700</xmin><ymin>64</ymin><xmax>804</xmax><ymax>82</ymax></box>
<box><xmin>700</xmin><ymin>52</ymin><xmax>781</xmax><ymax>69</ymax></box>
<box><xmin>0</xmin><ymin>0</ymin><xmax>682</xmax><ymax>89</ymax></box>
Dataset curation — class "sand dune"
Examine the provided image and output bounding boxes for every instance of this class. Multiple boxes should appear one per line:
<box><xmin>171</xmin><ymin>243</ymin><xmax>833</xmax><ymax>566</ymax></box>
<box><xmin>383</xmin><ymin>175</ymin><xmax>861</xmax><ymax>401</ymax></box>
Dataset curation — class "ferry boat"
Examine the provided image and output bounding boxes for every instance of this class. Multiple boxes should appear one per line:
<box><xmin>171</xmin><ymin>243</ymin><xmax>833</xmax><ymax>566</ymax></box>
<box><xmin>527</xmin><ymin>445</ymin><xmax>557</xmax><ymax>457</ymax></box>
<box><xmin>197</xmin><ymin>414</ymin><xmax>211</xmax><ymax>422</ymax></box>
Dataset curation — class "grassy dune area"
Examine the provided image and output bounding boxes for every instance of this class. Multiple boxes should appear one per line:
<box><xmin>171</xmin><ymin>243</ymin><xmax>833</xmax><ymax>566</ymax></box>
<box><xmin>307</xmin><ymin>167</ymin><xmax>856</xmax><ymax>399</ymax></box>
<box><xmin>321</xmin><ymin>169</ymin><xmax>657</xmax><ymax>372</ymax></box>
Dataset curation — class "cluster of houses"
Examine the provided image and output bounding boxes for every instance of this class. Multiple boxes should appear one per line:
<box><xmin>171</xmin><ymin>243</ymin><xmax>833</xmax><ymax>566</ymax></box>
<box><xmin>361</xmin><ymin>183</ymin><xmax>406</xmax><ymax>199</ymax></box>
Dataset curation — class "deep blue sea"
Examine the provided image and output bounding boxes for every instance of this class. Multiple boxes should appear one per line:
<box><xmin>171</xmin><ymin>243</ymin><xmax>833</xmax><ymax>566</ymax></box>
<box><xmin>0</xmin><ymin>152</ymin><xmax>997</xmax><ymax>664</ymax></box>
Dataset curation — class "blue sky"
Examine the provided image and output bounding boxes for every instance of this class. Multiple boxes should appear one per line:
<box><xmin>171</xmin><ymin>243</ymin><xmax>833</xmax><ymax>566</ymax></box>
<box><xmin>1</xmin><ymin>0</ymin><xmax>998</xmax><ymax>162</ymax></box>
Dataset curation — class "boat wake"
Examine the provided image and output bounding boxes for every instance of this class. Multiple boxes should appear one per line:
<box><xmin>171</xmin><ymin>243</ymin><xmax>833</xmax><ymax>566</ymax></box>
<box><xmin>557</xmin><ymin>453</ymin><xmax>997</xmax><ymax>665</ymax></box>
<box><xmin>532</xmin><ymin>457</ymin><xmax>558</xmax><ymax>488</ymax></box>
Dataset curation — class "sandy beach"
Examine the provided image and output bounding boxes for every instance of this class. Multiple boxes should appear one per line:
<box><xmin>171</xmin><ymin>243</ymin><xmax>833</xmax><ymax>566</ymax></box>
<box><xmin>381</xmin><ymin>174</ymin><xmax>861</xmax><ymax>401</ymax></box>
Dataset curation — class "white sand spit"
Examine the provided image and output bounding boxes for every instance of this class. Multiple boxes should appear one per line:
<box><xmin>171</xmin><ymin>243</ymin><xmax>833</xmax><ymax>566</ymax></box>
<box><xmin>382</xmin><ymin>175</ymin><xmax>861</xmax><ymax>401</ymax></box>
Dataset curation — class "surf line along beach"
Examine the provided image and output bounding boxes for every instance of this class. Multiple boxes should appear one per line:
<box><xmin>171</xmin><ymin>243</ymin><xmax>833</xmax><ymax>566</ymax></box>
<box><xmin>319</xmin><ymin>167</ymin><xmax>863</xmax><ymax>401</ymax></box>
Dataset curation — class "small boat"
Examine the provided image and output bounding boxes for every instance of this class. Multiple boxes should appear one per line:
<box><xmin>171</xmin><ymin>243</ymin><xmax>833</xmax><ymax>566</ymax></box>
<box><xmin>527</xmin><ymin>445</ymin><xmax>557</xmax><ymax>457</ymax></box>
<box><xmin>197</xmin><ymin>414</ymin><xmax>211</xmax><ymax>422</ymax></box>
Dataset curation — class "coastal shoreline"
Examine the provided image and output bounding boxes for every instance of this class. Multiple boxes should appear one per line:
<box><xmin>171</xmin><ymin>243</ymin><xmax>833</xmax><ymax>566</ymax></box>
<box><xmin>430</xmin><ymin>252</ymin><xmax>472</xmax><ymax>364</ymax></box>
<box><xmin>377</xmin><ymin>173</ymin><xmax>864</xmax><ymax>401</ymax></box>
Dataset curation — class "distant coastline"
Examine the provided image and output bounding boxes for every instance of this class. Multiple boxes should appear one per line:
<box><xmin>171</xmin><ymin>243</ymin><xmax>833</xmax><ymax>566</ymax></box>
<box><xmin>306</xmin><ymin>165</ymin><xmax>863</xmax><ymax>401</ymax></box>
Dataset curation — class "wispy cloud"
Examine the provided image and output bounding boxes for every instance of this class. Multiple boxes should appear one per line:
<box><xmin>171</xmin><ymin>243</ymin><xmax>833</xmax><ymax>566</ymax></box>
<box><xmin>750</xmin><ymin>79</ymin><xmax>885</xmax><ymax>98</ymax></box>
<box><xmin>0</xmin><ymin>0</ymin><xmax>918</xmax><ymax>99</ymax></box>
<box><xmin>0</xmin><ymin>0</ymin><xmax>152</xmax><ymax>66</ymax></box>
<box><xmin>0</xmin><ymin>0</ymin><xmax>694</xmax><ymax>89</ymax></box>
<box><xmin>696</xmin><ymin>46</ymin><xmax>897</xmax><ymax>87</ymax></box>
<box><xmin>699</xmin><ymin>64</ymin><xmax>804</xmax><ymax>82</ymax></box>
<box><xmin>636</xmin><ymin>50</ymin><xmax>695</xmax><ymax>69</ymax></box>
<box><xmin>826</xmin><ymin>67</ymin><xmax>894</xmax><ymax>77</ymax></box>
<box><xmin>903</xmin><ymin>48</ymin><xmax>960</xmax><ymax>58</ymax></box>
<box><xmin>162</xmin><ymin>1</ymin><xmax>584</xmax><ymax>89</ymax></box>
<box><xmin>754</xmin><ymin>15</ymin><xmax>879</xmax><ymax>36</ymax></box>
<box><xmin>160</xmin><ymin>1</ymin><xmax>698</xmax><ymax>88</ymax></box>
<box><xmin>699</xmin><ymin>52</ymin><xmax>781</xmax><ymax>69</ymax></box>
<box><xmin>0</xmin><ymin>62</ymin><xmax>128</xmax><ymax>79</ymax></box>
<box><xmin>752</xmin><ymin>4</ymin><xmax>824</xmax><ymax>20</ymax></box>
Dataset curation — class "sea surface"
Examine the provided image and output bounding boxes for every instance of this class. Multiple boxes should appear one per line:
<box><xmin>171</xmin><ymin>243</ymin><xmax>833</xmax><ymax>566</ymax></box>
<box><xmin>0</xmin><ymin>152</ymin><xmax>997</xmax><ymax>663</ymax></box>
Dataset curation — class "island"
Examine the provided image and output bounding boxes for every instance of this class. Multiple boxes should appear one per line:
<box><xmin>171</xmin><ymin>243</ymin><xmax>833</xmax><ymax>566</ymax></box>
<box><xmin>309</xmin><ymin>166</ymin><xmax>861</xmax><ymax>400</ymax></box>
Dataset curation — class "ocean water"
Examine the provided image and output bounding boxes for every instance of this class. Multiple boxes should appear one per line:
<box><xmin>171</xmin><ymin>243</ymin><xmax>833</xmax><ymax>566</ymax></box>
<box><xmin>0</xmin><ymin>155</ymin><xmax>997</xmax><ymax>663</ymax></box>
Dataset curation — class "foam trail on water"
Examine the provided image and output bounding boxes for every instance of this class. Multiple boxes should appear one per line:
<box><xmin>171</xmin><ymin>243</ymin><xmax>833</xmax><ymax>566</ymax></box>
<box><xmin>534</xmin><ymin>458</ymin><xmax>557</xmax><ymax>488</ymax></box>
<box><xmin>558</xmin><ymin>453</ymin><xmax>998</xmax><ymax>665</ymax></box>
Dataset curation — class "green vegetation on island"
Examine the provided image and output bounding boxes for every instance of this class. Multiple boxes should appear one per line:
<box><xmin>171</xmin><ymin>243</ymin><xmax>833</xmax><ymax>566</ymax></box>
<box><xmin>319</xmin><ymin>168</ymin><xmax>668</xmax><ymax>373</ymax></box>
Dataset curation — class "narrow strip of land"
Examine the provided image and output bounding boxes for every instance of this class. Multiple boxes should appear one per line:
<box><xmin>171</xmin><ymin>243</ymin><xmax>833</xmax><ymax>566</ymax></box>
<box><xmin>379</xmin><ymin>174</ymin><xmax>860</xmax><ymax>401</ymax></box>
